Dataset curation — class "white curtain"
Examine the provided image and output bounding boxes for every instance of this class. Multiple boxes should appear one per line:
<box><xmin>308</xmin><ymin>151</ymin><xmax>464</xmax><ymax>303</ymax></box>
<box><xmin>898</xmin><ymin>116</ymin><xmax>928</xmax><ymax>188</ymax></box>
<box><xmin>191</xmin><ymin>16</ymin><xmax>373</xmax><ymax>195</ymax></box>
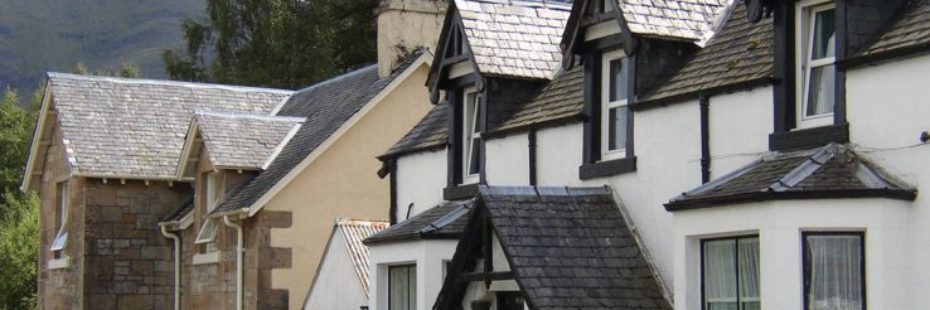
<box><xmin>704</xmin><ymin>240</ymin><xmax>737</xmax><ymax>310</ymax></box>
<box><xmin>390</xmin><ymin>266</ymin><xmax>417</xmax><ymax>310</ymax></box>
<box><xmin>738</xmin><ymin>238</ymin><xmax>761</xmax><ymax>310</ymax></box>
<box><xmin>807</xmin><ymin>235</ymin><xmax>863</xmax><ymax>310</ymax></box>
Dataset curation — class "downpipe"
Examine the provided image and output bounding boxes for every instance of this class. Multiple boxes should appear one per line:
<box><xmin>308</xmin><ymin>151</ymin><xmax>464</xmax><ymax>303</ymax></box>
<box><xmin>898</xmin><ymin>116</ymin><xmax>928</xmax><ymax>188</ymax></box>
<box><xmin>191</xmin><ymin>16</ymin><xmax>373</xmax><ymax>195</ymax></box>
<box><xmin>222</xmin><ymin>215</ymin><xmax>244</xmax><ymax>310</ymax></box>
<box><xmin>159</xmin><ymin>225</ymin><xmax>181</xmax><ymax>310</ymax></box>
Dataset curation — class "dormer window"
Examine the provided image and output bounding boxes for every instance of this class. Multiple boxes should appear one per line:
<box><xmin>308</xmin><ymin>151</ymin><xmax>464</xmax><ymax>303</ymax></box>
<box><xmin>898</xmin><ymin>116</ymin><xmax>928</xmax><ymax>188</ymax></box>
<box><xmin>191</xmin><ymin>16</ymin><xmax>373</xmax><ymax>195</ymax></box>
<box><xmin>462</xmin><ymin>88</ymin><xmax>482</xmax><ymax>184</ymax></box>
<box><xmin>195</xmin><ymin>171</ymin><xmax>219</xmax><ymax>247</ymax></box>
<box><xmin>797</xmin><ymin>0</ymin><xmax>836</xmax><ymax>129</ymax></box>
<box><xmin>601</xmin><ymin>50</ymin><xmax>629</xmax><ymax>161</ymax></box>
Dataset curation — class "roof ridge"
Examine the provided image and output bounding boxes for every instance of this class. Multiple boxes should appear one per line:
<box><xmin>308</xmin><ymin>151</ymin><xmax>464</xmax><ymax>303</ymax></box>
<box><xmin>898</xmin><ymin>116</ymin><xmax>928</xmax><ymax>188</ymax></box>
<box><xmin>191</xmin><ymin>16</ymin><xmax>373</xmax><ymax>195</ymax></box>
<box><xmin>195</xmin><ymin>110</ymin><xmax>306</xmax><ymax>123</ymax></box>
<box><xmin>46</xmin><ymin>72</ymin><xmax>294</xmax><ymax>95</ymax></box>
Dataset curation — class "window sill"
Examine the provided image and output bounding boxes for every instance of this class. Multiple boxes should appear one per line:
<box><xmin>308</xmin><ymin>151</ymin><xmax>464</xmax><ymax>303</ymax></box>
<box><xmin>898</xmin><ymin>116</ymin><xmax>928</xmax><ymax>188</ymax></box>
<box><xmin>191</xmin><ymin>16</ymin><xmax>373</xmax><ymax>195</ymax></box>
<box><xmin>444</xmin><ymin>183</ymin><xmax>479</xmax><ymax>201</ymax></box>
<box><xmin>769</xmin><ymin>123</ymin><xmax>848</xmax><ymax>151</ymax></box>
<box><xmin>579</xmin><ymin>157</ymin><xmax>637</xmax><ymax>180</ymax></box>
<box><xmin>193</xmin><ymin>251</ymin><xmax>221</xmax><ymax>265</ymax></box>
<box><xmin>48</xmin><ymin>257</ymin><xmax>70</xmax><ymax>270</ymax></box>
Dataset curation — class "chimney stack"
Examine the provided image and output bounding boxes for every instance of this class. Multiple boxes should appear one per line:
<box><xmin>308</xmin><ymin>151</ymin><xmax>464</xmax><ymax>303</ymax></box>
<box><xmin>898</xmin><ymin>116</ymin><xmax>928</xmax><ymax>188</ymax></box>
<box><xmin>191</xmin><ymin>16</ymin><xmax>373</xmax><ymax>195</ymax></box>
<box><xmin>376</xmin><ymin>0</ymin><xmax>448</xmax><ymax>77</ymax></box>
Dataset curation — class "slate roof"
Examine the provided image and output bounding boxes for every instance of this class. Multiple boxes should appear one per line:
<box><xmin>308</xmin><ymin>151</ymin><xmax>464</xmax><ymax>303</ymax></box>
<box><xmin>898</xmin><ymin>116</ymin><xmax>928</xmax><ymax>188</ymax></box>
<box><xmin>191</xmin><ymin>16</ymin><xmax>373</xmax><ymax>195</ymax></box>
<box><xmin>45</xmin><ymin>73</ymin><xmax>292</xmax><ymax>179</ymax></box>
<box><xmin>364</xmin><ymin>200</ymin><xmax>474</xmax><ymax>244</ymax></box>
<box><xmin>613</xmin><ymin>0</ymin><xmax>731</xmax><ymax>42</ymax></box>
<box><xmin>487</xmin><ymin>65</ymin><xmax>584</xmax><ymax>135</ymax></box>
<box><xmin>442</xmin><ymin>186</ymin><xmax>671</xmax><ymax>309</ymax></box>
<box><xmin>456</xmin><ymin>0</ymin><xmax>572</xmax><ymax>79</ymax></box>
<box><xmin>159</xmin><ymin>197</ymin><xmax>194</xmax><ymax>223</ymax></box>
<box><xmin>641</xmin><ymin>3</ymin><xmax>773</xmax><ymax>103</ymax></box>
<box><xmin>378</xmin><ymin>101</ymin><xmax>449</xmax><ymax>159</ymax></box>
<box><xmin>214</xmin><ymin>52</ymin><xmax>426</xmax><ymax>214</ymax></box>
<box><xmin>859</xmin><ymin>0</ymin><xmax>930</xmax><ymax>57</ymax></box>
<box><xmin>188</xmin><ymin>111</ymin><xmax>304</xmax><ymax>170</ymax></box>
<box><xmin>333</xmin><ymin>218</ymin><xmax>390</xmax><ymax>294</ymax></box>
<box><xmin>382</xmin><ymin>65</ymin><xmax>584</xmax><ymax>158</ymax></box>
<box><xmin>666</xmin><ymin>144</ymin><xmax>917</xmax><ymax>210</ymax></box>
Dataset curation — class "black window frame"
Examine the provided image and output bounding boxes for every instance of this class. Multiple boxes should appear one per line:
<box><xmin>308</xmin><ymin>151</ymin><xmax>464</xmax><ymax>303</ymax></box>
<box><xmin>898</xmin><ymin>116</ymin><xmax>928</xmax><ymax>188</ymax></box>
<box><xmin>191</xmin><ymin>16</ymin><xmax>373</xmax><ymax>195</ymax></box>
<box><xmin>699</xmin><ymin>235</ymin><xmax>761</xmax><ymax>310</ymax></box>
<box><xmin>802</xmin><ymin>231</ymin><xmax>866</xmax><ymax>310</ymax></box>
<box><xmin>388</xmin><ymin>264</ymin><xmax>417</xmax><ymax>310</ymax></box>
<box><xmin>580</xmin><ymin>35</ymin><xmax>637</xmax><ymax>180</ymax></box>
<box><xmin>770</xmin><ymin>0</ymin><xmax>849</xmax><ymax>151</ymax></box>
<box><xmin>444</xmin><ymin>75</ymin><xmax>484</xmax><ymax>201</ymax></box>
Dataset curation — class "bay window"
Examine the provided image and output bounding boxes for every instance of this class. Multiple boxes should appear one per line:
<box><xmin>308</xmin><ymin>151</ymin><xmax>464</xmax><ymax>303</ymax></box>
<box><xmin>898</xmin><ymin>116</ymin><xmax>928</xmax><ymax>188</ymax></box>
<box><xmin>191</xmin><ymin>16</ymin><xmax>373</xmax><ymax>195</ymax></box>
<box><xmin>803</xmin><ymin>232</ymin><xmax>865</xmax><ymax>310</ymax></box>
<box><xmin>702</xmin><ymin>236</ymin><xmax>760</xmax><ymax>310</ymax></box>
<box><xmin>389</xmin><ymin>264</ymin><xmax>417</xmax><ymax>310</ymax></box>
<box><xmin>601</xmin><ymin>49</ymin><xmax>629</xmax><ymax>161</ymax></box>
<box><xmin>462</xmin><ymin>88</ymin><xmax>482</xmax><ymax>184</ymax></box>
<box><xmin>796</xmin><ymin>0</ymin><xmax>836</xmax><ymax>128</ymax></box>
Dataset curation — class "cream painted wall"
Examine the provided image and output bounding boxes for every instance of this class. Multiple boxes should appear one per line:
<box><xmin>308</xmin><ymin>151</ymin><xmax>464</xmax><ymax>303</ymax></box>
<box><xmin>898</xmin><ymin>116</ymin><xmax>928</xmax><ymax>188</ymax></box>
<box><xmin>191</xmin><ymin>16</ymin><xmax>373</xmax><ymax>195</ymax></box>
<box><xmin>263</xmin><ymin>63</ymin><xmax>434</xmax><ymax>308</ymax></box>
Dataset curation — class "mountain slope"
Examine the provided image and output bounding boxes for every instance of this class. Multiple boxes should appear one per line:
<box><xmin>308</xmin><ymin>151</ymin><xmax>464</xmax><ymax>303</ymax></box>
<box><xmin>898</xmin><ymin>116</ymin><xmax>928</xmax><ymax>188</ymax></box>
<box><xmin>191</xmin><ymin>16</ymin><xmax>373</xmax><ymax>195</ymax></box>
<box><xmin>0</xmin><ymin>0</ymin><xmax>204</xmax><ymax>91</ymax></box>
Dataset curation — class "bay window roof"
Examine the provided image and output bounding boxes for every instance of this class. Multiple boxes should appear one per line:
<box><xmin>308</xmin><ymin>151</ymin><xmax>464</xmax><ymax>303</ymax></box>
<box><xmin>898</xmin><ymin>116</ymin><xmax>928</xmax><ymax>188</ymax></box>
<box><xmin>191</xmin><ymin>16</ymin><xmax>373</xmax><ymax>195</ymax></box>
<box><xmin>666</xmin><ymin>144</ymin><xmax>917</xmax><ymax>210</ymax></box>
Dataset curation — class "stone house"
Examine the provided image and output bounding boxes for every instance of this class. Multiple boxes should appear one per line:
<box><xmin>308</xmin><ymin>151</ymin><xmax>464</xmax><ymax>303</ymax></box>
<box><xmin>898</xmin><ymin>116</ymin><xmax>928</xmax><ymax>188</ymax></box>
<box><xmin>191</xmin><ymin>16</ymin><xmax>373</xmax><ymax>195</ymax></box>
<box><xmin>368</xmin><ymin>0</ymin><xmax>930</xmax><ymax>309</ymax></box>
<box><xmin>24</xmin><ymin>0</ymin><xmax>449</xmax><ymax>309</ymax></box>
<box><xmin>22</xmin><ymin>74</ymin><xmax>292</xmax><ymax>309</ymax></box>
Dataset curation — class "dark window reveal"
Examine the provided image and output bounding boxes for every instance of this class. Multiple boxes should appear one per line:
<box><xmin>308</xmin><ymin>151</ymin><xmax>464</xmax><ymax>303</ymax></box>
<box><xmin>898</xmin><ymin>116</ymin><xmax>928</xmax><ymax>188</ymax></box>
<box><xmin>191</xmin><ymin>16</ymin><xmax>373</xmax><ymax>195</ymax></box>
<box><xmin>496</xmin><ymin>292</ymin><xmax>525</xmax><ymax>310</ymax></box>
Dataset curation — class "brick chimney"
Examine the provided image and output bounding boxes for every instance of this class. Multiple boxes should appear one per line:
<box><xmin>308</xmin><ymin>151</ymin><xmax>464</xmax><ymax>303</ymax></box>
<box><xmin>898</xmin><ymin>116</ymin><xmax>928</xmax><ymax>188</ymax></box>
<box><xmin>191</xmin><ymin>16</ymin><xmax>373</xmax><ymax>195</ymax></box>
<box><xmin>376</xmin><ymin>0</ymin><xmax>448</xmax><ymax>77</ymax></box>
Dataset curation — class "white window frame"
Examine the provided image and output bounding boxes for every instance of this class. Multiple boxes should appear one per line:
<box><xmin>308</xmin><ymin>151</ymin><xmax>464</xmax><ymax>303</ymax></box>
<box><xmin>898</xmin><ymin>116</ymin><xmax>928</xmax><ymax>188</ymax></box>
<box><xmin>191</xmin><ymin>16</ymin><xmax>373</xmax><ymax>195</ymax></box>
<box><xmin>601</xmin><ymin>49</ymin><xmax>628</xmax><ymax>161</ymax></box>
<box><xmin>50</xmin><ymin>181</ymin><xmax>70</xmax><ymax>252</ymax></box>
<box><xmin>195</xmin><ymin>172</ymin><xmax>220</xmax><ymax>246</ymax></box>
<box><xmin>796</xmin><ymin>0</ymin><xmax>836</xmax><ymax>129</ymax></box>
<box><xmin>462</xmin><ymin>88</ymin><xmax>482</xmax><ymax>184</ymax></box>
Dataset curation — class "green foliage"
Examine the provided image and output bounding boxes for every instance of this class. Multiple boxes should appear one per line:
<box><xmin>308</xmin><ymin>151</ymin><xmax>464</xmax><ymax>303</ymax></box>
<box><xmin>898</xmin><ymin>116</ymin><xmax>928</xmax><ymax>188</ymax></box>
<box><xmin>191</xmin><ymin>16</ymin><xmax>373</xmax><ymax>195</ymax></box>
<box><xmin>0</xmin><ymin>191</ymin><xmax>39</xmax><ymax>310</ymax></box>
<box><xmin>164</xmin><ymin>0</ymin><xmax>378</xmax><ymax>89</ymax></box>
<box><xmin>72</xmin><ymin>61</ymin><xmax>142</xmax><ymax>78</ymax></box>
<box><xmin>0</xmin><ymin>89</ymin><xmax>36</xmax><ymax>198</ymax></box>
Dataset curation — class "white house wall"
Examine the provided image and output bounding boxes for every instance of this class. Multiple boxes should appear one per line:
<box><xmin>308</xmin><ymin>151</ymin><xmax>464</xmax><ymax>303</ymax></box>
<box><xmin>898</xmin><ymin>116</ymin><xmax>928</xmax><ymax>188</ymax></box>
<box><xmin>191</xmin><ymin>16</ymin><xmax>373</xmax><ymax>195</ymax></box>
<box><xmin>535</xmin><ymin>124</ymin><xmax>585</xmax><ymax>187</ymax></box>
<box><xmin>706</xmin><ymin>87</ymin><xmax>773</xmax><ymax>178</ymax></box>
<box><xmin>368</xmin><ymin>240</ymin><xmax>458</xmax><ymax>310</ymax></box>
<box><xmin>395</xmin><ymin>149</ymin><xmax>447</xmax><ymax>220</ymax></box>
<box><xmin>304</xmin><ymin>231</ymin><xmax>368</xmax><ymax>309</ymax></box>
<box><xmin>485</xmin><ymin>134</ymin><xmax>529</xmax><ymax>185</ymax></box>
<box><xmin>671</xmin><ymin>198</ymin><xmax>912</xmax><ymax>310</ymax></box>
<box><xmin>846</xmin><ymin>54</ymin><xmax>930</xmax><ymax>306</ymax></box>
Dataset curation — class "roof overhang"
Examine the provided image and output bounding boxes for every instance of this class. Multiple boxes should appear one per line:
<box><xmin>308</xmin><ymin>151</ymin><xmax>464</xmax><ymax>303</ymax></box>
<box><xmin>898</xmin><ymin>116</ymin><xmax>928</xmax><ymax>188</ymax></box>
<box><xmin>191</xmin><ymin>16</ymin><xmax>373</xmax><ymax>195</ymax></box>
<box><xmin>20</xmin><ymin>83</ymin><xmax>59</xmax><ymax>192</ymax></box>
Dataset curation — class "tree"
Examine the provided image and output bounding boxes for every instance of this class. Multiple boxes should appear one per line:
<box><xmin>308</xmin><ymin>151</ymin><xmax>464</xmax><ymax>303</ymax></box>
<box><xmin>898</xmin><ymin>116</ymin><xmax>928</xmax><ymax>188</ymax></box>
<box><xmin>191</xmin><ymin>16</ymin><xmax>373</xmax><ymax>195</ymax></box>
<box><xmin>0</xmin><ymin>89</ymin><xmax>35</xmax><ymax>198</ymax></box>
<box><xmin>0</xmin><ymin>191</ymin><xmax>39</xmax><ymax>310</ymax></box>
<box><xmin>72</xmin><ymin>61</ymin><xmax>142</xmax><ymax>78</ymax></box>
<box><xmin>163</xmin><ymin>0</ymin><xmax>378</xmax><ymax>89</ymax></box>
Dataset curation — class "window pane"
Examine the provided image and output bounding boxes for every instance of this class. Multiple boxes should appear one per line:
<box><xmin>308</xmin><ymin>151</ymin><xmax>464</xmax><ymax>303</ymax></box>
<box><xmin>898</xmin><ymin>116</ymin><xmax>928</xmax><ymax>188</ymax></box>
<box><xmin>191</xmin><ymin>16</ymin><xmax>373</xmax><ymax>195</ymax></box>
<box><xmin>390</xmin><ymin>265</ymin><xmax>416</xmax><ymax>310</ymax></box>
<box><xmin>704</xmin><ymin>240</ymin><xmax>737</xmax><ymax>305</ymax></box>
<box><xmin>607</xmin><ymin>106</ymin><xmax>628</xmax><ymax>151</ymax></box>
<box><xmin>806</xmin><ymin>235</ymin><xmax>864</xmax><ymax>310</ymax></box>
<box><xmin>468</xmin><ymin>139</ymin><xmax>481</xmax><ymax>175</ymax></box>
<box><xmin>812</xmin><ymin>9</ymin><xmax>836</xmax><ymax>60</ymax></box>
<box><xmin>806</xmin><ymin>64</ymin><xmax>835</xmax><ymax>117</ymax></box>
<box><xmin>608</xmin><ymin>58</ymin><xmax>628</xmax><ymax>102</ymax></box>
<box><xmin>738</xmin><ymin>238</ymin><xmax>761</xmax><ymax>302</ymax></box>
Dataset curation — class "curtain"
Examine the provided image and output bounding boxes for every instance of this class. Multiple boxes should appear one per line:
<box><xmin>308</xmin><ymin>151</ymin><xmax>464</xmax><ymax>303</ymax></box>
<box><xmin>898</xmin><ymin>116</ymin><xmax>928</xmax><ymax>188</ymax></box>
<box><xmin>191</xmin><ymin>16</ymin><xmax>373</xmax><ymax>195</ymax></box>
<box><xmin>738</xmin><ymin>238</ymin><xmax>761</xmax><ymax>310</ymax></box>
<box><xmin>390</xmin><ymin>265</ymin><xmax>417</xmax><ymax>310</ymax></box>
<box><xmin>704</xmin><ymin>240</ymin><xmax>737</xmax><ymax>310</ymax></box>
<box><xmin>807</xmin><ymin>235</ymin><xmax>863</xmax><ymax>310</ymax></box>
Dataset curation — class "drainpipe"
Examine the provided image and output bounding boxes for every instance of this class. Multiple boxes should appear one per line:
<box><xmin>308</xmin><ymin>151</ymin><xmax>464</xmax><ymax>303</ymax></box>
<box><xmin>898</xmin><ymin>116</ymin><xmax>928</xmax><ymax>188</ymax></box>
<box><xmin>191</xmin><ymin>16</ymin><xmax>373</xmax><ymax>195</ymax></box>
<box><xmin>699</xmin><ymin>93</ymin><xmax>712</xmax><ymax>184</ymax></box>
<box><xmin>159</xmin><ymin>224</ymin><xmax>181</xmax><ymax>310</ymax></box>
<box><xmin>222</xmin><ymin>215</ymin><xmax>244</xmax><ymax>310</ymax></box>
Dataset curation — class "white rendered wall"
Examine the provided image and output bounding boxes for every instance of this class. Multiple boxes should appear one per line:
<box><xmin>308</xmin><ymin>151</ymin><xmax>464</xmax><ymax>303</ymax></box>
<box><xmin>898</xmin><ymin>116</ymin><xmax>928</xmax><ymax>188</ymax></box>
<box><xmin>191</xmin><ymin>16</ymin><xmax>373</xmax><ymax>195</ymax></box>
<box><xmin>485</xmin><ymin>133</ymin><xmax>529</xmax><ymax>185</ymax></box>
<box><xmin>671</xmin><ymin>199</ymin><xmax>912</xmax><ymax>310</ymax></box>
<box><xmin>846</xmin><ymin>54</ymin><xmax>930</xmax><ymax>306</ymax></box>
<box><xmin>707</xmin><ymin>87</ymin><xmax>773</xmax><ymax>177</ymax></box>
<box><xmin>304</xmin><ymin>231</ymin><xmax>368</xmax><ymax>309</ymax></box>
<box><xmin>535</xmin><ymin>124</ymin><xmax>585</xmax><ymax>186</ymax></box>
<box><xmin>368</xmin><ymin>240</ymin><xmax>458</xmax><ymax>310</ymax></box>
<box><xmin>395</xmin><ymin>149</ymin><xmax>447</xmax><ymax>220</ymax></box>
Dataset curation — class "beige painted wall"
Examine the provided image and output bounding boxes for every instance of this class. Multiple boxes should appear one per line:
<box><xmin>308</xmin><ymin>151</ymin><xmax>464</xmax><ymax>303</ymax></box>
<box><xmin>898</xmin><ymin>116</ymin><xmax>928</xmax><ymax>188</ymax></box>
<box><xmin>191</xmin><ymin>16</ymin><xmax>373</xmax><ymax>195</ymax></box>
<box><xmin>264</xmin><ymin>63</ymin><xmax>433</xmax><ymax>308</ymax></box>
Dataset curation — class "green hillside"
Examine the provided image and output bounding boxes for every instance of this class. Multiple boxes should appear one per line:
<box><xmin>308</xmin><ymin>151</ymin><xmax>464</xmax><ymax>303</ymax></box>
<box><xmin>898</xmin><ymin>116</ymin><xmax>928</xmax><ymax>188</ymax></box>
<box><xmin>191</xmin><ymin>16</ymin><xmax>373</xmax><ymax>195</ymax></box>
<box><xmin>0</xmin><ymin>0</ymin><xmax>204</xmax><ymax>91</ymax></box>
